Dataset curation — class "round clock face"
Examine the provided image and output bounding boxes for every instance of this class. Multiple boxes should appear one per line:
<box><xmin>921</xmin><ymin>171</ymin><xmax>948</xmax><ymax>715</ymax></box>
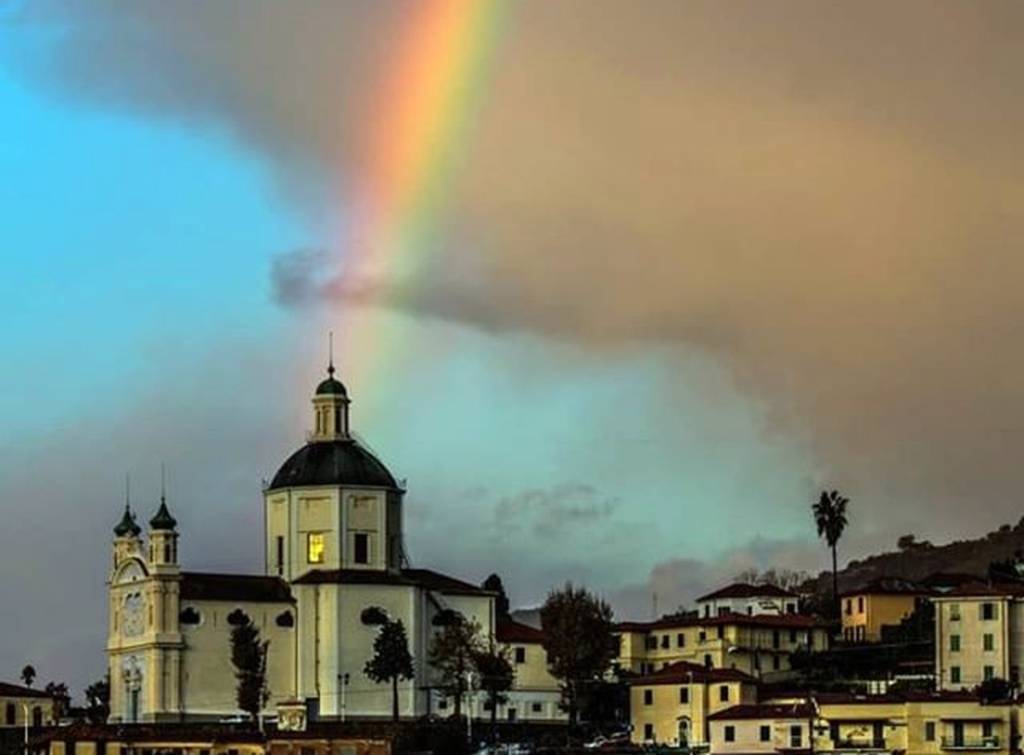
<box><xmin>123</xmin><ymin>593</ymin><xmax>144</xmax><ymax>637</ymax></box>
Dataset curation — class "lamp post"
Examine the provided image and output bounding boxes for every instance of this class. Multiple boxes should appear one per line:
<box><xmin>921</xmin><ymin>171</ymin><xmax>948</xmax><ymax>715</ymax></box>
<box><xmin>338</xmin><ymin>673</ymin><xmax>350</xmax><ymax>723</ymax></box>
<box><xmin>22</xmin><ymin>703</ymin><xmax>29</xmax><ymax>755</ymax></box>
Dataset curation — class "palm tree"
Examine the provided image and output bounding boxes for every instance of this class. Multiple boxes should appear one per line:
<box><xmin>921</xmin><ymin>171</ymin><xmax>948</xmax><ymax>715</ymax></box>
<box><xmin>813</xmin><ymin>489</ymin><xmax>849</xmax><ymax>618</ymax></box>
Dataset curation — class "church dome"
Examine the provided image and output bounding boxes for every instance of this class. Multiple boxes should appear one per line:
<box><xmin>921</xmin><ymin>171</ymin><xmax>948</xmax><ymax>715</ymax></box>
<box><xmin>268</xmin><ymin>438</ymin><xmax>398</xmax><ymax>491</ymax></box>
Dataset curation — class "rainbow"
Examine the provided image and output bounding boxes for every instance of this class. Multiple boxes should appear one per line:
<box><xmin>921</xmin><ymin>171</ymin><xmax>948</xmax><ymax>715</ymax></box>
<box><xmin>335</xmin><ymin>0</ymin><xmax>509</xmax><ymax>388</ymax></box>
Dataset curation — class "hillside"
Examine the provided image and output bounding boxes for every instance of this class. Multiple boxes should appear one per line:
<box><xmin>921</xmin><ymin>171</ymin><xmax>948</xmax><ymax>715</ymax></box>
<box><xmin>814</xmin><ymin>518</ymin><xmax>1024</xmax><ymax>595</ymax></box>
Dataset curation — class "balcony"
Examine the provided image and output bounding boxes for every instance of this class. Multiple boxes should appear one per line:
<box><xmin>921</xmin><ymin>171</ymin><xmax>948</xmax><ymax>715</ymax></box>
<box><xmin>832</xmin><ymin>739</ymin><xmax>890</xmax><ymax>753</ymax></box>
<box><xmin>942</xmin><ymin>737</ymin><xmax>1000</xmax><ymax>751</ymax></box>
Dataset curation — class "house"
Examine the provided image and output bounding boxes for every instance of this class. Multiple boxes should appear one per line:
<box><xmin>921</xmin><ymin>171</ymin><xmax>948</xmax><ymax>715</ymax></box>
<box><xmin>840</xmin><ymin>577</ymin><xmax>932</xmax><ymax>642</ymax></box>
<box><xmin>616</xmin><ymin>613</ymin><xmax>829</xmax><ymax>680</ymax></box>
<box><xmin>493</xmin><ymin>617</ymin><xmax>565</xmax><ymax>723</ymax></box>
<box><xmin>707</xmin><ymin>702</ymin><xmax>813</xmax><ymax>754</ymax></box>
<box><xmin>931</xmin><ymin>581</ymin><xmax>1024</xmax><ymax>689</ymax></box>
<box><xmin>629</xmin><ymin>661</ymin><xmax>758</xmax><ymax>746</ymax></box>
<box><xmin>0</xmin><ymin>682</ymin><xmax>56</xmax><ymax>729</ymax></box>
<box><xmin>696</xmin><ymin>583</ymin><xmax>800</xmax><ymax>618</ymax></box>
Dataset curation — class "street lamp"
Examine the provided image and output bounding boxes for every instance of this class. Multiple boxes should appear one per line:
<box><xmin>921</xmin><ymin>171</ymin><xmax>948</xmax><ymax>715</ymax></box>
<box><xmin>337</xmin><ymin>673</ymin><xmax>350</xmax><ymax>723</ymax></box>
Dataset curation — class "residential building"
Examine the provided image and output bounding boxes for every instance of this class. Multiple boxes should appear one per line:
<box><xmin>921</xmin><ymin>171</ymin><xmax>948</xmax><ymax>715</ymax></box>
<box><xmin>705</xmin><ymin>692</ymin><xmax>1015</xmax><ymax>755</ymax></box>
<box><xmin>617</xmin><ymin>613</ymin><xmax>828</xmax><ymax>680</ymax></box>
<box><xmin>106</xmin><ymin>359</ymin><xmax>499</xmax><ymax>723</ymax></box>
<box><xmin>932</xmin><ymin>582</ymin><xmax>1024</xmax><ymax>690</ymax></box>
<box><xmin>494</xmin><ymin>617</ymin><xmax>565</xmax><ymax>723</ymax></box>
<box><xmin>697</xmin><ymin>583</ymin><xmax>800</xmax><ymax>618</ymax></box>
<box><xmin>707</xmin><ymin>702</ymin><xmax>813</xmax><ymax>754</ymax></box>
<box><xmin>629</xmin><ymin>661</ymin><xmax>758</xmax><ymax>746</ymax></box>
<box><xmin>0</xmin><ymin>682</ymin><xmax>56</xmax><ymax>729</ymax></box>
<box><xmin>841</xmin><ymin>577</ymin><xmax>932</xmax><ymax>642</ymax></box>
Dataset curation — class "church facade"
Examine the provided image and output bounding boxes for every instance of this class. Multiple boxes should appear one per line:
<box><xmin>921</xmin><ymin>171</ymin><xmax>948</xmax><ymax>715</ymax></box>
<box><xmin>105</xmin><ymin>361</ymin><xmax>541</xmax><ymax>723</ymax></box>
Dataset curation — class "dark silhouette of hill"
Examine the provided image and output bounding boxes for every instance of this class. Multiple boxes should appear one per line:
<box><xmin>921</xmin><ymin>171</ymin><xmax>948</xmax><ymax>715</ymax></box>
<box><xmin>808</xmin><ymin>518</ymin><xmax>1024</xmax><ymax>595</ymax></box>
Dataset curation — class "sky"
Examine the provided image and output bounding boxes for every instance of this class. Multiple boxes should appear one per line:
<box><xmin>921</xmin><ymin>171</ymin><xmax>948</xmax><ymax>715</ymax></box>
<box><xmin>2</xmin><ymin>0</ymin><xmax>1023</xmax><ymax>697</ymax></box>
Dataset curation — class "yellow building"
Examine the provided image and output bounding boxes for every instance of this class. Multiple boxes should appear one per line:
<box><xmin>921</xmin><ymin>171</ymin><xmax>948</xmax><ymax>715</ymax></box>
<box><xmin>617</xmin><ymin>613</ymin><xmax>829</xmax><ymax>680</ymax></box>
<box><xmin>841</xmin><ymin>578</ymin><xmax>931</xmax><ymax>643</ymax></box>
<box><xmin>494</xmin><ymin>617</ymin><xmax>566</xmax><ymax>723</ymax></box>
<box><xmin>0</xmin><ymin>682</ymin><xmax>56</xmax><ymax>729</ymax></box>
<box><xmin>106</xmin><ymin>359</ymin><xmax>499</xmax><ymax>723</ymax></box>
<box><xmin>629</xmin><ymin>661</ymin><xmax>757</xmax><ymax>746</ymax></box>
<box><xmin>932</xmin><ymin>582</ymin><xmax>1024</xmax><ymax>690</ymax></box>
<box><xmin>706</xmin><ymin>692</ymin><xmax>1016</xmax><ymax>755</ymax></box>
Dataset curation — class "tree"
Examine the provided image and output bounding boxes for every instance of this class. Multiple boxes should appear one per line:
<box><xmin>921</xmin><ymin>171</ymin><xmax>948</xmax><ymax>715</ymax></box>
<box><xmin>483</xmin><ymin>573</ymin><xmax>510</xmax><ymax>617</ymax></box>
<box><xmin>978</xmin><ymin>677</ymin><xmax>1012</xmax><ymax>703</ymax></box>
<box><xmin>428</xmin><ymin>612</ymin><xmax>484</xmax><ymax>719</ymax></box>
<box><xmin>897</xmin><ymin>534</ymin><xmax>917</xmax><ymax>551</ymax></box>
<box><xmin>20</xmin><ymin>665</ymin><xmax>35</xmax><ymax>688</ymax></box>
<box><xmin>540</xmin><ymin>583</ymin><xmax>617</xmax><ymax>729</ymax></box>
<box><xmin>364</xmin><ymin>618</ymin><xmax>415</xmax><ymax>722</ymax></box>
<box><xmin>84</xmin><ymin>676</ymin><xmax>111</xmax><ymax>724</ymax></box>
<box><xmin>228</xmin><ymin>609</ymin><xmax>270</xmax><ymax>724</ymax></box>
<box><xmin>472</xmin><ymin>644</ymin><xmax>514</xmax><ymax>743</ymax></box>
<box><xmin>44</xmin><ymin>682</ymin><xmax>70</xmax><ymax>720</ymax></box>
<box><xmin>813</xmin><ymin>489</ymin><xmax>850</xmax><ymax>618</ymax></box>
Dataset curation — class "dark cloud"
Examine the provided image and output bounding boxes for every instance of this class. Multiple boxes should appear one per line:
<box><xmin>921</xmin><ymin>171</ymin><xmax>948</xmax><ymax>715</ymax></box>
<box><xmin>270</xmin><ymin>248</ymin><xmax>331</xmax><ymax>309</ymax></box>
<box><xmin>494</xmin><ymin>483</ymin><xmax>619</xmax><ymax>538</ymax></box>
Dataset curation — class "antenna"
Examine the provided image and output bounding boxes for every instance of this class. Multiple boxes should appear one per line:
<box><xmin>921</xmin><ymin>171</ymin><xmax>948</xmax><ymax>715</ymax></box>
<box><xmin>328</xmin><ymin>330</ymin><xmax>335</xmax><ymax>376</ymax></box>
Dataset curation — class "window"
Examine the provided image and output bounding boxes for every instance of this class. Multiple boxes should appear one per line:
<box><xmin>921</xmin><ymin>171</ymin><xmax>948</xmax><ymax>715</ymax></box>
<box><xmin>514</xmin><ymin>647</ymin><xmax>526</xmax><ymax>664</ymax></box>
<box><xmin>646</xmin><ymin>635</ymin><xmax>658</xmax><ymax>650</ymax></box>
<box><xmin>857</xmin><ymin>596</ymin><xmax>864</xmax><ymax>613</ymax></box>
<box><xmin>951</xmin><ymin>666</ymin><xmax>961</xmax><ymax>684</ymax></box>
<box><xmin>982</xmin><ymin>602</ymin><xmax>996</xmax><ymax>620</ymax></box>
<box><xmin>925</xmin><ymin>722</ymin><xmax>936</xmax><ymax>741</ymax></box>
<box><xmin>704</xmin><ymin>654</ymin><xmax>713</xmax><ymax>668</ymax></box>
<box><xmin>717</xmin><ymin>626</ymin><xmax>725</xmax><ymax>639</ymax></box>
<box><xmin>354</xmin><ymin>532</ymin><xmax>369</xmax><ymax>564</ymax></box>
<box><xmin>643</xmin><ymin>689</ymin><xmax>654</xmax><ymax>706</ymax></box>
<box><xmin>32</xmin><ymin>707</ymin><xmax>41</xmax><ymax>727</ymax></box>
<box><xmin>437</xmin><ymin>699</ymin><xmax>448</xmax><ymax>710</ymax></box>
<box><xmin>677</xmin><ymin>633</ymin><xmax>685</xmax><ymax>648</ymax></box>
<box><xmin>984</xmin><ymin>665</ymin><xmax>995</xmax><ymax>681</ymax></box>
<box><xmin>845</xmin><ymin>599</ymin><xmax>852</xmax><ymax>615</ymax></box>
<box><xmin>724</xmin><ymin>726</ymin><xmax>735</xmax><ymax>742</ymax></box>
<box><xmin>307</xmin><ymin>532</ymin><xmax>325</xmax><ymax>564</ymax></box>
<box><xmin>661</xmin><ymin>634</ymin><xmax>670</xmax><ymax>649</ymax></box>
<box><xmin>984</xmin><ymin>633</ymin><xmax>995</xmax><ymax>651</ymax></box>
<box><xmin>699</xmin><ymin>630</ymin><xmax>707</xmax><ymax>643</ymax></box>
<box><xmin>950</xmin><ymin>634</ymin><xmax>960</xmax><ymax>652</ymax></box>
<box><xmin>787</xmin><ymin>602</ymin><xmax>797</xmax><ymax>614</ymax></box>
<box><xmin>983</xmin><ymin>722</ymin><xmax>993</xmax><ymax>738</ymax></box>
<box><xmin>772</xmin><ymin>655</ymin><xmax>781</xmax><ymax>671</ymax></box>
<box><xmin>790</xmin><ymin>725</ymin><xmax>803</xmax><ymax>748</ymax></box>
<box><xmin>747</xmin><ymin>605</ymin><xmax>753</xmax><ymax>615</ymax></box>
<box><xmin>483</xmin><ymin>700</ymin><xmax>493</xmax><ymax>712</ymax></box>
<box><xmin>679</xmin><ymin>687</ymin><xmax>689</xmax><ymax>704</ymax></box>
<box><xmin>531</xmin><ymin>702</ymin><xmax>542</xmax><ymax>713</ymax></box>
<box><xmin>275</xmin><ymin>536</ymin><xmax>284</xmax><ymax>575</ymax></box>
<box><xmin>5</xmin><ymin>704</ymin><xmax>14</xmax><ymax>726</ymax></box>
<box><xmin>773</xmin><ymin>630</ymin><xmax>781</xmax><ymax>648</ymax></box>
<box><xmin>719</xmin><ymin>685</ymin><xmax>729</xmax><ymax>702</ymax></box>
<box><xmin>760</xmin><ymin>725</ymin><xmax>771</xmax><ymax>742</ymax></box>
<box><xmin>644</xmin><ymin>724</ymin><xmax>654</xmax><ymax>741</ymax></box>
<box><xmin>507</xmin><ymin>708</ymin><xmax>517</xmax><ymax>722</ymax></box>
<box><xmin>950</xmin><ymin>603</ymin><xmax>961</xmax><ymax>621</ymax></box>
<box><xmin>790</xmin><ymin>629</ymin><xmax>798</xmax><ymax>643</ymax></box>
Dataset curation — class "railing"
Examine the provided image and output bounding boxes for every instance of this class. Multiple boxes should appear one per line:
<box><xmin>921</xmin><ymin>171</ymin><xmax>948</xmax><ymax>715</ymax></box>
<box><xmin>832</xmin><ymin>739</ymin><xmax>889</xmax><ymax>751</ymax></box>
<box><xmin>942</xmin><ymin>737</ymin><xmax>1000</xmax><ymax>750</ymax></box>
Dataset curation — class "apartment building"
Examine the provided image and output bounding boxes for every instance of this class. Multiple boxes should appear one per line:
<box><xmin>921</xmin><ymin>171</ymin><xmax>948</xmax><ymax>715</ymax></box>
<box><xmin>617</xmin><ymin>613</ymin><xmax>829</xmax><ymax>680</ymax></box>
<box><xmin>0</xmin><ymin>682</ymin><xmax>56</xmax><ymax>729</ymax></box>
<box><xmin>841</xmin><ymin>577</ymin><xmax>932</xmax><ymax>642</ymax></box>
<box><xmin>932</xmin><ymin>582</ymin><xmax>1024</xmax><ymax>689</ymax></box>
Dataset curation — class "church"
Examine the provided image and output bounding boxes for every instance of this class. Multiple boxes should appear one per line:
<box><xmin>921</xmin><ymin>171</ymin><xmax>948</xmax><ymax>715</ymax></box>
<box><xmin>105</xmin><ymin>360</ymin><xmax>560</xmax><ymax>724</ymax></box>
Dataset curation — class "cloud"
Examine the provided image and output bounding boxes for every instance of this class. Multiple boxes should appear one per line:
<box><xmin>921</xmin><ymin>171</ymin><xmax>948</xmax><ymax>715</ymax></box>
<box><xmin>270</xmin><ymin>248</ymin><xmax>332</xmax><ymax>309</ymax></box>
<box><xmin>494</xmin><ymin>483</ymin><xmax>619</xmax><ymax>538</ymax></box>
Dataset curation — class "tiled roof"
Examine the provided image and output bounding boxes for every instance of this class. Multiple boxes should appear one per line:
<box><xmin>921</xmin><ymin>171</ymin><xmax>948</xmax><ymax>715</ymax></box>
<box><xmin>35</xmin><ymin>721</ymin><xmax>390</xmax><ymax>747</ymax></box>
<box><xmin>293</xmin><ymin>567</ymin><xmax>494</xmax><ymax>596</ymax></box>
<box><xmin>629</xmin><ymin>661</ymin><xmax>755</xmax><ymax>686</ymax></box>
<box><xmin>840</xmin><ymin>577</ymin><xmax>933</xmax><ymax>598</ymax></box>
<box><xmin>496</xmin><ymin>618</ymin><xmax>546</xmax><ymax>644</ymax></box>
<box><xmin>0</xmin><ymin>681</ymin><xmax>53</xmax><ymax>699</ymax></box>
<box><xmin>931</xmin><ymin>580</ymin><xmax>1024</xmax><ymax>598</ymax></box>
<box><xmin>698</xmin><ymin>583</ymin><xmax>797</xmax><ymax>601</ymax></box>
<box><xmin>708</xmin><ymin>702</ymin><xmax>815</xmax><ymax>721</ymax></box>
<box><xmin>617</xmin><ymin>611</ymin><xmax>823</xmax><ymax>633</ymax></box>
<box><xmin>180</xmin><ymin>572</ymin><xmax>294</xmax><ymax>603</ymax></box>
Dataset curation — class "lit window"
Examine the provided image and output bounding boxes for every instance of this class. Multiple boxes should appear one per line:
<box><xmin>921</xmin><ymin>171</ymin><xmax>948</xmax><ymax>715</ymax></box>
<box><xmin>307</xmin><ymin>532</ymin><xmax>325</xmax><ymax>564</ymax></box>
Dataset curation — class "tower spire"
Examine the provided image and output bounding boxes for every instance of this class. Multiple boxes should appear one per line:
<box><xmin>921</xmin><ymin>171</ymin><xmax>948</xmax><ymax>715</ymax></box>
<box><xmin>328</xmin><ymin>330</ymin><xmax>335</xmax><ymax>377</ymax></box>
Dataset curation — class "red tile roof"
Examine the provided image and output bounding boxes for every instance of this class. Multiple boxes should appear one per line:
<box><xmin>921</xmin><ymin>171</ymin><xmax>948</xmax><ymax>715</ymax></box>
<box><xmin>617</xmin><ymin>611</ymin><xmax>823</xmax><ymax>633</ymax></box>
<box><xmin>496</xmin><ymin>618</ymin><xmax>545</xmax><ymax>644</ymax></box>
<box><xmin>698</xmin><ymin>583</ymin><xmax>798</xmax><ymax>602</ymax></box>
<box><xmin>0</xmin><ymin>682</ymin><xmax>53</xmax><ymax>699</ymax></box>
<box><xmin>932</xmin><ymin>580</ymin><xmax>1024</xmax><ymax>598</ymax></box>
<box><xmin>708</xmin><ymin>702</ymin><xmax>815</xmax><ymax>721</ymax></box>
<box><xmin>629</xmin><ymin>660</ymin><xmax>755</xmax><ymax>686</ymax></box>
